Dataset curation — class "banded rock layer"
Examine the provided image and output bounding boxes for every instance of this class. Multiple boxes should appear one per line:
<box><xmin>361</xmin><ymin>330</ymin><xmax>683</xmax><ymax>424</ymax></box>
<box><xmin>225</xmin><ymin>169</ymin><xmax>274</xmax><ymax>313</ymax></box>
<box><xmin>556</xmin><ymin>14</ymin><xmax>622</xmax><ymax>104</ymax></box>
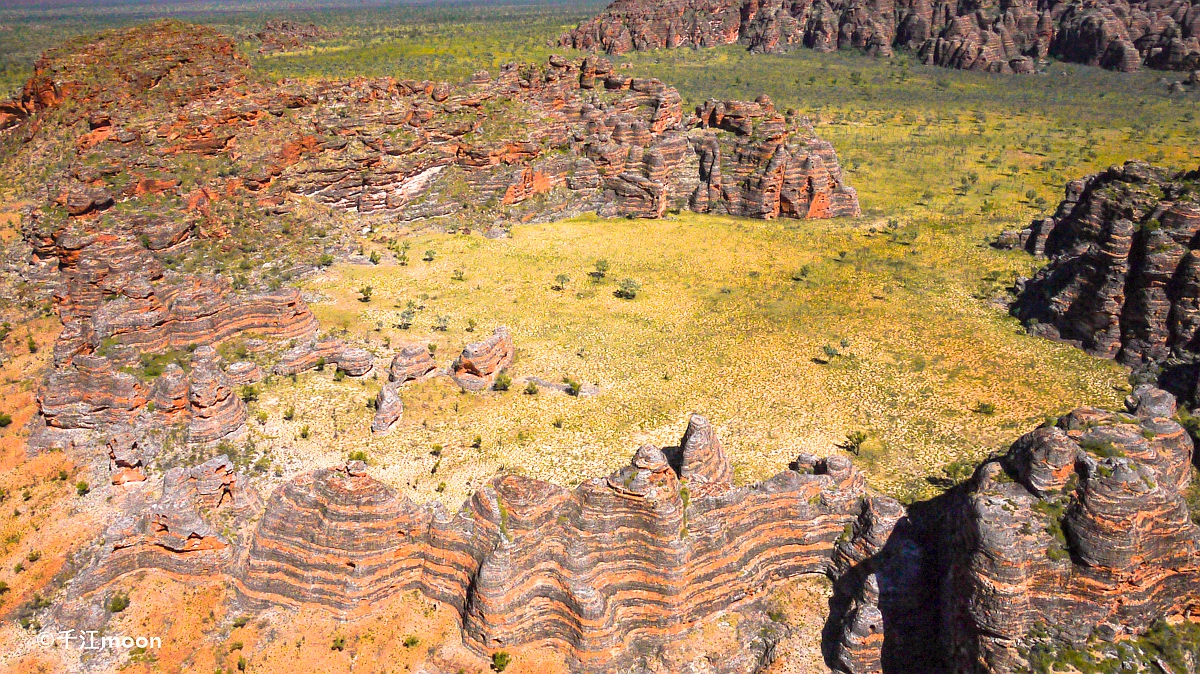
<box><xmin>68</xmin><ymin>394</ymin><xmax>1200</xmax><ymax>672</ymax></box>
<box><xmin>562</xmin><ymin>0</ymin><xmax>1200</xmax><ymax>73</ymax></box>
<box><xmin>1011</xmin><ymin>161</ymin><xmax>1200</xmax><ymax>371</ymax></box>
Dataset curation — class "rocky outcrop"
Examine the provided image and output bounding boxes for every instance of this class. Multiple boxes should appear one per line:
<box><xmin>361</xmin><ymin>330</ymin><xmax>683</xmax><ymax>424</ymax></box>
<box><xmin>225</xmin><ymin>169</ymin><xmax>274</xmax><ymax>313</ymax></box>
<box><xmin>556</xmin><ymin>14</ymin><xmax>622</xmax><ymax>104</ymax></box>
<box><xmin>271</xmin><ymin>338</ymin><xmax>374</xmax><ymax>376</ymax></box>
<box><xmin>235</xmin><ymin>414</ymin><xmax>872</xmax><ymax>669</ymax></box>
<box><xmin>450</xmin><ymin>326</ymin><xmax>515</xmax><ymax>391</ymax></box>
<box><xmin>371</xmin><ymin>382</ymin><xmax>404</xmax><ymax>434</ymax></box>
<box><xmin>186</xmin><ymin>347</ymin><xmax>248</xmax><ymax>444</ymax></box>
<box><xmin>931</xmin><ymin>384</ymin><xmax>1199</xmax><ymax>671</ymax></box>
<box><xmin>389</xmin><ymin>344</ymin><xmax>439</xmax><ymax>383</ymax></box>
<box><xmin>1011</xmin><ymin>161</ymin><xmax>1200</xmax><ymax>368</ymax></box>
<box><xmin>254</xmin><ymin>20</ymin><xmax>336</xmax><ymax>54</ymax></box>
<box><xmin>562</xmin><ymin>0</ymin><xmax>1200</xmax><ymax>74</ymax></box>
<box><xmin>74</xmin><ymin>456</ymin><xmax>247</xmax><ymax>594</ymax></box>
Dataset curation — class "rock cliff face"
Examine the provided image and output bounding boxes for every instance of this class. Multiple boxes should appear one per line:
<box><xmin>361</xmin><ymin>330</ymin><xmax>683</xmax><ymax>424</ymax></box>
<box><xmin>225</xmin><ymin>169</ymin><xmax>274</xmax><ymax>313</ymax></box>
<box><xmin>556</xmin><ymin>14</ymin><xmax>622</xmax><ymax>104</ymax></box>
<box><xmin>930</xmin><ymin>384</ymin><xmax>1199</xmax><ymax>672</ymax></box>
<box><xmin>1010</xmin><ymin>161</ymin><xmax>1200</xmax><ymax>373</ymax></box>
<box><xmin>68</xmin><ymin>396</ymin><xmax>1198</xmax><ymax>672</ymax></box>
<box><xmin>562</xmin><ymin>0</ymin><xmax>1200</xmax><ymax>74</ymax></box>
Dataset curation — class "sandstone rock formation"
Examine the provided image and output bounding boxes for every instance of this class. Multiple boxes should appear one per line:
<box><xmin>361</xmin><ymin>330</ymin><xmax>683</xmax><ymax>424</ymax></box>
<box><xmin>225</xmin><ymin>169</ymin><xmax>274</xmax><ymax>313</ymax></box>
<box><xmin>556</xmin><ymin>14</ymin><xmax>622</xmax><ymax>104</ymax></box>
<box><xmin>563</xmin><ymin>0</ymin><xmax>1200</xmax><ymax>74</ymax></box>
<box><xmin>451</xmin><ymin>326</ymin><xmax>515</xmax><ymax>391</ymax></box>
<box><xmin>371</xmin><ymin>382</ymin><xmax>404</xmax><ymax>434</ymax></box>
<box><xmin>389</xmin><ymin>344</ymin><xmax>439</xmax><ymax>384</ymax></box>
<box><xmin>75</xmin><ymin>456</ymin><xmax>247</xmax><ymax>595</ymax></box>
<box><xmin>186</xmin><ymin>346</ymin><xmax>248</xmax><ymax>444</ymax></box>
<box><xmin>930</xmin><ymin>384</ymin><xmax>1199</xmax><ymax>671</ymax></box>
<box><xmin>61</xmin><ymin>392</ymin><xmax>1200</xmax><ymax>672</ymax></box>
<box><xmin>4</xmin><ymin>22</ymin><xmax>858</xmax><ymax>231</ymax></box>
<box><xmin>254</xmin><ymin>20</ymin><xmax>336</xmax><ymax>54</ymax></box>
<box><xmin>1011</xmin><ymin>161</ymin><xmax>1200</xmax><ymax>369</ymax></box>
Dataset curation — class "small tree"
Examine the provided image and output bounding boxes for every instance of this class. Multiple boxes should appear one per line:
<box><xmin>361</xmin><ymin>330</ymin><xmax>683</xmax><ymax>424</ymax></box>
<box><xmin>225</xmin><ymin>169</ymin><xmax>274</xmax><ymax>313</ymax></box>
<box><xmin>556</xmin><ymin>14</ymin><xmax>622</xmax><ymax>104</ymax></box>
<box><xmin>451</xmin><ymin>268</ymin><xmax>465</xmax><ymax>281</ymax></box>
<box><xmin>369</xmin><ymin>251</ymin><xmax>381</xmax><ymax>265</ymax></box>
<box><xmin>75</xmin><ymin>481</ymin><xmax>90</xmax><ymax>496</ymax></box>
<box><xmin>523</xmin><ymin>381</ymin><xmax>538</xmax><ymax>395</ymax></box>
<box><xmin>358</xmin><ymin>285</ymin><xmax>373</xmax><ymax>302</ymax></box>
<box><xmin>592</xmin><ymin>259</ymin><xmax>610</xmax><ymax>278</ymax></box>
<box><xmin>423</xmin><ymin>249</ymin><xmax>436</xmax><ymax>262</ymax></box>
<box><xmin>840</xmin><ymin>431</ymin><xmax>868</xmax><ymax>456</ymax></box>
<box><xmin>491</xmin><ymin>652</ymin><xmax>512</xmax><ymax>672</ymax></box>
<box><xmin>433</xmin><ymin>316</ymin><xmax>450</xmax><ymax>331</ymax></box>
<box><xmin>398</xmin><ymin>310</ymin><xmax>415</xmax><ymax>330</ymax></box>
<box><xmin>563</xmin><ymin>377</ymin><xmax>582</xmax><ymax>397</ymax></box>
<box><xmin>552</xmin><ymin>273</ymin><xmax>570</xmax><ymax>291</ymax></box>
<box><xmin>615</xmin><ymin>278</ymin><xmax>641</xmax><ymax>299</ymax></box>
<box><xmin>107</xmin><ymin>592</ymin><xmax>129</xmax><ymax>613</ymax></box>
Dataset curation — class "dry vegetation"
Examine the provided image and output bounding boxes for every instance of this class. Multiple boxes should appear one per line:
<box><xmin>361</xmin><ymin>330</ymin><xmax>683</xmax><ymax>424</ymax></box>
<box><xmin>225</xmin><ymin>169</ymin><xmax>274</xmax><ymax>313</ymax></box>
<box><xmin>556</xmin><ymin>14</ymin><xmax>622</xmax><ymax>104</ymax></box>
<box><xmin>246</xmin><ymin>210</ymin><xmax>1128</xmax><ymax>504</ymax></box>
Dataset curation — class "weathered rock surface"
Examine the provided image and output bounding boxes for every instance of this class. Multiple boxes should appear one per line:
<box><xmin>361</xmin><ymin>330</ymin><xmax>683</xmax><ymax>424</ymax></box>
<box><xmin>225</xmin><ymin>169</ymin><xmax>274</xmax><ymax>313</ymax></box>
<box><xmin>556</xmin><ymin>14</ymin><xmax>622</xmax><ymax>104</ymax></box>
<box><xmin>186</xmin><ymin>346</ymin><xmax>248</xmax><ymax>444</ymax></box>
<box><xmin>1011</xmin><ymin>161</ymin><xmax>1200</xmax><ymax>367</ymax></box>
<box><xmin>389</xmin><ymin>344</ymin><xmax>439</xmax><ymax>383</ymax></box>
<box><xmin>254</xmin><ymin>19</ymin><xmax>336</xmax><ymax>54</ymax></box>
<box><xmin>74</xmin><ymin>456</ymin><xmax>248</xmax><ymax>594</ymax></box>
<box><xmin>930</xmin><ymin>385</ymin><xmax>1199</xmax><ymax>671</ymax></box>
<box><xmin>371</xmin><ymin>382</ymin><xmax>404</xmax><ymax>434</ymax></box>
<box><xmin>451</xmin><ymin>326</ymin><xmax>515</xmax><ymax>391</ymax></box>
<box><xmin>563</xmin><ymin>0</ymin><xmax>1200</xmax><ymax>74</ymax></box>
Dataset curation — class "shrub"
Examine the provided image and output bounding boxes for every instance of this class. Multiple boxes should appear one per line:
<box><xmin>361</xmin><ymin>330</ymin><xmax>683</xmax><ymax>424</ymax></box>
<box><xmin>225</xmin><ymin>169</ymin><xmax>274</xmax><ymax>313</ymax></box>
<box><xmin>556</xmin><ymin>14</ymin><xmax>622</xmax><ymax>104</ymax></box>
<box><xmin>524</xmin><ymin>381</ymin><xmax>538</xmax><ymax>395</ymax></box>
<box><xmin>840</xmin><ymin>431</ymin><xmax>868</xmax><ymax>455</ymax></box>
<box><xmin>398</xmin><ymin>310</ymin><xmax>415</xmax><ymax>329</ymax></box>
<box><xmin>232</xmin><ymin>616</ymin><xmax>250</xmax><ymax>628</ymax></box>
<box><xmin>75</xmin><ymin>481</ymin><xmax>90</xmax><ymax>496</ymax></box>
<box><xmin>315</xmin><ymin>356</ymin><xmax>326</xmax><ymax>371</ymax></box>
<box><xmin>563</xmin><ymin>377</ymin><xmax>582</xmax><ymax>396</ymax></box>
<box><xmin>318</xmin><ymin>254</ymin><xmax>334</xmax><ymax>267</ymax></box>
<box><xmin>283</xmin><ymin>406</ymin><xmax>295</xmax><ymax>421</ymax></box>
<box><xmin>107</xmin><ymin>592</ymin><xmax>129</xmax><ymax>613</ymax></box>
<box><xmin>974</xmin><ymin>402</ymin><xmax>996</xmax><ymax>415</ymax></box>
<box><xmin>27</xmin><ymin>335</ymin><xmax>37</xmax><ymax>353</ymax></box>
<box><xmin>300</xmin><ymin>425</ymin><xmax>310</xmax><ymax>439</ymax></box>
<box><xmin>358</xmin><ymin>286</ymin><xmax>373</xmax><ymax>302</ymax></box>
<box><xmin>239</xmin><ymin>385</ymin><xmax>259</xmax><ymax>403</ymax></box>
<box><xmin>451</xmin><ymin>268</ymin><xmax>465</xmax><ymax>281</ymax></box>
<box><xmin>493</xmin><ymin>371</ymin><xmax>512</xmax><ymax>392</ymax></box>
<box><xmin>491</xmin><ymin>652</ymin><xmax>512</xmax><ymax>672</ymax></box>
<box><xmin>403</xmin><ymin>635</ymin><xmax>420</xmax><ymax>648</ymax></box>
<box><xmin>423</xmin><ymin>249</ymin><xmax>436</xmax><ymax>262</ymax></box>
<box><xmin>369</xmin><ymin>251</ymin><xmax>381</xmax><ymax>265</ymax></box>
<box><xmin>471</xmin><ymin>435</ymin><xmax>483</xmax><ymax>449</ymax></box>
<box><xmin>434</xmin><ymin>316</ymin><xmax>450</xmax><ymax>331</ymax></box>
<box><xmin>348</xmin><ymin>450</ymin><xmax>368</xmax><ymax>462</ymax></box>
<box><xmin>614</xmin><ymin>278</ymin><xmax>641</xmax><ymax>299</ymax></box>
<box><xmin>331</xmin><ymin>636</ymin><xmax>345</xmax><ymax>651</ymax></box>
<box><xmin>0</xmin><ymin>413</ymin><xmax>11</xmax><ymax>428</ymax></box>
<box><xmin>592</xmin><ymin>259</ymin><xmax>609</xmax><ymax>278</ymax></box>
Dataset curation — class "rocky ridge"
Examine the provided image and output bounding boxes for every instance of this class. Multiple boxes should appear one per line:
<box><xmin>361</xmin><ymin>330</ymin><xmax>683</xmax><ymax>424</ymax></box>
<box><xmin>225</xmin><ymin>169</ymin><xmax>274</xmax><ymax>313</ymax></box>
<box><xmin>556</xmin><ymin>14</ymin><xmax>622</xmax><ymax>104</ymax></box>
<box><xmin>59</xmin><ymin>394</ymin><xmax>1200</xmax><ymax>672</ymax></box>
<box><xmin>562</xmin><ymin>0</ymin><xmax>1200</xmax><ymax>74</ymax></box>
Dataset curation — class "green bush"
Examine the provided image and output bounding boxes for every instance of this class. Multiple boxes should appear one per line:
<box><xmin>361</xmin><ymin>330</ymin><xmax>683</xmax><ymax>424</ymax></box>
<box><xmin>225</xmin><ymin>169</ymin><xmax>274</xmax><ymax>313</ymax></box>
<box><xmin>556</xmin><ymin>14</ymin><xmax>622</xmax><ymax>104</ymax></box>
<box><xmin>107</xmin><ymin>592</ymin><xmax>129</xmax><ymax>613</ymax></box>
<box><xmin>491</xmin><ymin>651</ymin><xmax>512</xmax><ymax>672</ymax></box>
<box><xmin>493</xmin><ymin>371</ymin><xmax>512</xmax><ymax>391</ymax></box>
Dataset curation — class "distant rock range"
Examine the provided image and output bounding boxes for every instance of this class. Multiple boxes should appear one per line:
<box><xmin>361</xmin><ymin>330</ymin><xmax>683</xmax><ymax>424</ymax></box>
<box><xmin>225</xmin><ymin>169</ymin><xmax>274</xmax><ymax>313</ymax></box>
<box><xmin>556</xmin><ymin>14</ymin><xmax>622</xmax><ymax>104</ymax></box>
<box><xmin>562</xmin><ymin>0</ymin><xmax>1200</xmax><ymax>74</ymax></box>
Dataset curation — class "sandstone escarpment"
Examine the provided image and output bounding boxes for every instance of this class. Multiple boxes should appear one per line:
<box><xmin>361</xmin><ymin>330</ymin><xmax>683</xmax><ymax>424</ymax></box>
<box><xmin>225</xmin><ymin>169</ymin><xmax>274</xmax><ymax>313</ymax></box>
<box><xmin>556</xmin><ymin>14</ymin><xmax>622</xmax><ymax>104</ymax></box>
<box><xmin>1011</xmin><ymin>161</ymin><xmax>1200</xmax><ymax>368</ymax></box>
<box><xmin>562</xmin><ymin>0</ymin><xmax>1200</xmax><ymax>74</ymax></box>
<box><xmin>105</xmin><ymin>413</ymin><xmax>871</xmax><ymax>670</ymax></box>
